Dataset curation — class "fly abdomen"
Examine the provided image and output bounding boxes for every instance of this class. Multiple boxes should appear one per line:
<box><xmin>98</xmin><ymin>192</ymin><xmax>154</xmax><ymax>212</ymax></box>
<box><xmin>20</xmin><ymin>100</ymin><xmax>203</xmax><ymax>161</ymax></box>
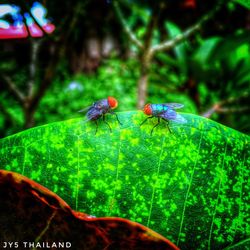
<box><xmin>87</xmin><ymin>107</ymin><xmax>102</xmax><ymax>120</ymax></box>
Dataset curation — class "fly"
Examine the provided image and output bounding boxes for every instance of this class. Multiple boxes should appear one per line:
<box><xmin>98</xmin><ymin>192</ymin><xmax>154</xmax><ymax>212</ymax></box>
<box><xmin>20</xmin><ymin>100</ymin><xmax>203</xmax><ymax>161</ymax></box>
<box><xmin>79</xmin><ymin>96</ymin><xmax>122</xmax><ymax>134</ymax></box>
<box><xmin>140</xmin><ymin>103</ymin><xmax>187</xmax><ymax>135</ymax></box>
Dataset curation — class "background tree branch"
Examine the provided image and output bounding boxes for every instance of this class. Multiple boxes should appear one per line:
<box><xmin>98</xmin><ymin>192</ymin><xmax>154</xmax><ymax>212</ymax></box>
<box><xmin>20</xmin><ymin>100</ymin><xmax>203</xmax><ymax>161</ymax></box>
<box><xmin>113</xmin><ymin>1</ymin><xmax>143</xmax><ymax>49</ymax></box>
<box><xmin>202</xmin><ymin>92</ymin><xmax>249</xmax><ymax>118</ymax></box>
<box><xmin>114</xmin><ymin>0</ymin><xmax>228</xmax><ymax>108</ymax></box>
<box><xmin>27</xmin><ymin>40</ymin><xmax>42</xmax><ymax>98</ymax></box>
<box><xmin>2</xmin><ymin>75</ymin><xmax>25</xmax><ymax>105</ymax></box>
<box><xmin>151</xmin><ymin>0</ymin><xmax>226</xmax><ymax>54</ymax></box>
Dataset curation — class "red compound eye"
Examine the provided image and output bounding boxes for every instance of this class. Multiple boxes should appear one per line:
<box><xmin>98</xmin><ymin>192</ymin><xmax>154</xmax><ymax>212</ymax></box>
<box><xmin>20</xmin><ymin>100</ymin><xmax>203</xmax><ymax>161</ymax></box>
<box><xmin>143</xmin><ymin>104</ymin><xmax>152</xmax><ymax>115</ymax></box>
<box><xmin>108</xmin><ymin>96</ymin><xmax>118</xmax><ymax>109</ymax></box>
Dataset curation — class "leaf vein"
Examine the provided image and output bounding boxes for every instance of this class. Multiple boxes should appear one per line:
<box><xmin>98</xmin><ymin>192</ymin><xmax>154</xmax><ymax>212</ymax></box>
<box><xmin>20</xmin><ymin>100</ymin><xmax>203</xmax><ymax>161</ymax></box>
<box><xmin>208</xmin><ymin>139</ymin><xmax>228</xmax><ymax>250</ymax></box>
<box><xmin>233</xmin><ymin>142</ymin><xmax>247</xmax><ymax>242</ymax></box>
<box><xmin>75</xmin><ymin>135</ymin><xmax>81</xmax><ymax>211</ymax></box>
<box><xmin>147</xmin><ymin>136</ymin><xmax>166</xmax><ymax>227</ymax></box>
<box><xmin>177</xmin><ymin>131</ymin><xmax>203</xmax><ymax>245</ymax></box>
<box><xmin>109</xmin><ymin>132</ymin><xmax>122</xmax><ymax>214</ymax></box>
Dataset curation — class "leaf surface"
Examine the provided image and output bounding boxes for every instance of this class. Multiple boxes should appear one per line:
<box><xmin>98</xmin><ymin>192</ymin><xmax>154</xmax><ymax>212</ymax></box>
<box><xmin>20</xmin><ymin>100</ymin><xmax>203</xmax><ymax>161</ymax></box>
<box><xmin>0</xmin><ymin>111</ymin><xmax>249</xmax><ymax>250</ymax></box>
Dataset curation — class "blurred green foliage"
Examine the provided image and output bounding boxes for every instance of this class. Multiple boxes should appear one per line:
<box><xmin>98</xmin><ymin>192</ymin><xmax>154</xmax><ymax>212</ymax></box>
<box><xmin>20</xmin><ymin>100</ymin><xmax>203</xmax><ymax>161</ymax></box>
<box><xmin>0</xmin><ymin>0</ymin><xmax>249</xmax><ymax>137</ymax></box>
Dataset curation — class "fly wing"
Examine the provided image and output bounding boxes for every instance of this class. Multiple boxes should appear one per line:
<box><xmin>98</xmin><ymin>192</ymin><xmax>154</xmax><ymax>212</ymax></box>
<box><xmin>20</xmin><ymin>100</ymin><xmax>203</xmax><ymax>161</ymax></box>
<box><xmin>160</xmin><ymin>108</ymin><xmax>177</xmax><ymax>120</ymax></box>
<box><xmin>78</xmin><ymin>99</ymin><xmax>106</xmax><ymax>113</ymax></box>
<box><xmin>86</xmin><ymin>106</ymin><xmax>103</xmax><ymax>121</ymax></box>
<box><xmin>78</xmin><ymin>106</ymin><xmax>91</xmax><ymax>113</ymax></box>
<box><xmin>78</xmin><ymin>105</ymin><xmax>100</xmax><ymax>121</ymax></box>
<box><xmin>78</xmin><ymin>106</ymin><xmax>100</xmax><ymax>124</ymax></box>
<box><xmin>173</xmin><ymin>114</ymin><xmax>187</xmax><ymax>123</ymax></box>
<box><xmin>78</xmin><ymin>99</ymin><xmax>108</xmax><ymax>121</ymax></box>
<box><xmin>161</xmin><ymin>109</ymin><xmax>187</xmax><ymax>123</ymax></box>
<box><xmin>163</xmin><ymin>103</ymin><xmax>184</xmax><ymax>109</ymax></box>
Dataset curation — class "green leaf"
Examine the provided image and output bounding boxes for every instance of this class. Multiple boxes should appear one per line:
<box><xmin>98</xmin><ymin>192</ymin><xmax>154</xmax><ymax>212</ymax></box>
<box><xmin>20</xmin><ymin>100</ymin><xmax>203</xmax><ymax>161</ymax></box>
<box><xmin>233</xmin><ymin>0</ymin><xmax>250</xmax><ymax>9</ymax></box>
<box><xmin>193</xmin><ymin>37</ymin><xmax>222</xmax><ymax>65</ymax></box>
<box><xmin>0</xmin><ymin>111</ymin><xmax>249</xmax><ymax>250</ymax></box>
<box><xmin>208</xmin><ymin>33</ymin><xmax>250</xmax><ymax>63</ymax></box>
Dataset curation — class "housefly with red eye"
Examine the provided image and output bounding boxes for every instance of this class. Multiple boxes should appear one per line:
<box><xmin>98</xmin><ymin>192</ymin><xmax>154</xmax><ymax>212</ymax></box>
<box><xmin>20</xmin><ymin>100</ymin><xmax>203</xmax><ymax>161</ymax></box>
<box><xmin>79</xmin><ymin>96</ymin><xmax>122</xmax><ymax>134</ymax></box>
<box><xmin>140</xmin><ymin>103</ymin><xmax>187</xmax><ymax>135</ymax></box>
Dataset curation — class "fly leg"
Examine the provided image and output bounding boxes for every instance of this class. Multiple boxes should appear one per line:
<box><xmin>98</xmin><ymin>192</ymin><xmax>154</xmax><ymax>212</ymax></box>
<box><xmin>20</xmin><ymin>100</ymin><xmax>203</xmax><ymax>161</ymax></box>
<box><xmin>102</xmin><ymin>115</ymin><xmax>112</xmax><ymax>133</ymax></box>
<box><xmin>94</xmin><ymin>120</ymin><xmax>98</xmax><ymax>135</ymax></box>
<box><xmin>140</xmin><ymin>116</ymin><xmax>154</xmax><ymax>127</ymax></box>
<box><xmin>162</xmin><ymin>118</ymin><xmax>172</xmax><ymax>133</ymax></box>
<box><xmin>150</xmin><ymin>117</ymin><xmax>161</xmax><ymax>135</ymax></box>
<box><xmin>109</xmin><ymin>111</ymin><xmax>122</xmax><ymax>126</ymax></box>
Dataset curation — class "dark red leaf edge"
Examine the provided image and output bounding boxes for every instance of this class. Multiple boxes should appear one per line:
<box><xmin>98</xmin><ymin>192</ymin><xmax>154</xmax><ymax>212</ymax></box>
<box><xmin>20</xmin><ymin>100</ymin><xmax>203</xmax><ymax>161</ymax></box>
<box><xmin>0</xmin><ymin>170</ymin><xmax>179</xmax><ymax>250</ymax></box>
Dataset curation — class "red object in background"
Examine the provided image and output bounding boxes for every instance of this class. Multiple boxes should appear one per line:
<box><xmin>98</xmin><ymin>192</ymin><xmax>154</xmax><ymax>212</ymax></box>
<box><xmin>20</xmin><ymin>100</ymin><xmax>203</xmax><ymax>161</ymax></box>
<box><xmin>42</xmin><ymin>23</ymin><xmax>55</xmax><ymax>33</ymax></box>
<box><xmin>0</xmin><ymin>2</ymin><xmax>55</xmax><ymax>39</ymax></box>
<box><xmin>27</xmin><ymin>23</ymin><xmax>55</xmax><ymax>37</ymax></box>
<box><xmin>182</xmin><ymin>0</ymin><xmax>196</xmax><ymax>9</ymax></box>
<box><xmin>0</xmin><ymin>23</ymin><xmax>55</xmax><ymax>39</ymax></box>
<box><xmin>0</xmin><ymin>25</ymin><xmax>28</xmax><ymax>39</ymax></box>
<box><xmin>28</xmin><ymin>23</ymin><xmax>44</xmax><ymax>37</ymax></box>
